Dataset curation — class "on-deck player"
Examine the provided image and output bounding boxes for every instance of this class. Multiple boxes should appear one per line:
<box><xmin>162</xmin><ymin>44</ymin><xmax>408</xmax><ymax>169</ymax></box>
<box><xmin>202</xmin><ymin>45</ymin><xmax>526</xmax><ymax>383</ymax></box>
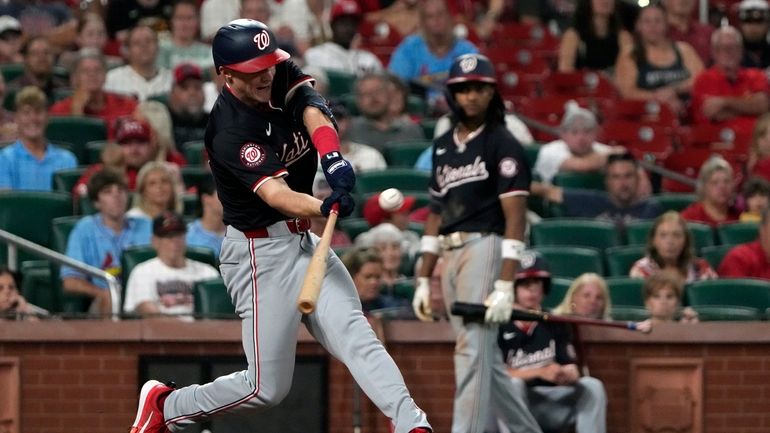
<box><xmin>129</xmin><ymin>19</ymin><xmax>432</xmax><ymax>433</ymax></box>
<box><xmin>412</xmin><ymin>53</ymin><xmax>543</xmax><ymax>433</ymax></box>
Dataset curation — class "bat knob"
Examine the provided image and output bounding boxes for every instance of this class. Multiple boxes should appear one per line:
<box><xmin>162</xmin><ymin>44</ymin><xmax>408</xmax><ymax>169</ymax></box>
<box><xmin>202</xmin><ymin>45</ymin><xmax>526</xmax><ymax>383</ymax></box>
<box><xmin>331</xmin><ymin>203</ymin><xmax>339</xmax><ymax>214</ymax></box>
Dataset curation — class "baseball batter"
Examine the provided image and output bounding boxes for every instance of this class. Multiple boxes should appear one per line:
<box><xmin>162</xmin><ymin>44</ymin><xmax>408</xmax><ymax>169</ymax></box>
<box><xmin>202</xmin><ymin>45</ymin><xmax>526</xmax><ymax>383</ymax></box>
<box><xmin>129</xmin><ymin>19</ymin><xmax>431</xmax><ymax>433</ymax></box>
<box><xmin>412</xmin><ymin>54</ymin><xmax>543</xmax><ymax>433</ymax></box>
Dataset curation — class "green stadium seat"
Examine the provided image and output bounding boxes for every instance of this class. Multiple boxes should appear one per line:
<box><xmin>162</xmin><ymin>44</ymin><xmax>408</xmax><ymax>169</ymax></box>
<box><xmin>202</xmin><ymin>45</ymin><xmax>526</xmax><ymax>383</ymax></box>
<box><xmin>338</xmin><ymin>217</ymin><xmax>370</xmax><ymax>242</ymax></box>
<box><xmin>19</xmin><ymin>260</ymin><xmax>55</xmax><ymax>313</ymax></box>
<box><xmin>543</xmin><ymin>277</ymin><xmax>572</xmax><ymax>310</ymax></box>
<box><xmin>355</xmin><ymin>168</ymin><xmax>431</xmax><ymax>194</ymax></box>
<box><xmin>406</xmin><ymin>95</ymin><xmax>427</xmax><ymax>117</ymax></box>
<box><xmin>605</xmin><ymin>277</ymin><xmax>644</xmax><ymax>307</ymax></box>
<box><xmin>52</xmin><ymin>166</ymin><xmax>87</xmax><ymax>196</ymax></box>
<box><xmin>120</xmin><ymin>245</ymin><xmax>219</xmax><ymax>314</ymax></box>
<box><xmin>182</xmin><ymin>140</ymin><xmax>206</xmax><ymax>165</ymax></box>
<box><xmin>182</xmin><ymin>193</ymin><xmax>199</xmax><ymax>217</ymax></box>
<box><xmin>0</xmin><ymin>63</ymin><xmax>24</xmax><ymax>82</ymax></box>
<box><xmin>50</xmin><ymin>215</ymin><xmax>88</xmax><ymax>313</ymax></box>
<box><xmin>382</xmin><ymin>141</ymin><xmax>431</xmax><ymax>167</ymax></box>
<box><xmin>716</xmin><ymin>222</ymin><xmax>758</xmax><ymax>246</ymax></box>
<box><xmin>552</xmin><ymin>171</ymin><xmax>605</xmax><ymax>190</ymax></box>
<box><xmin>612</xmin><ymin>306</ymin><xmax>649</xmax><ymax>321</ymax></box>
<box><xmin>652</xmin><ymin>193</ymin><xmax>697</xmax><ymax>212</ymax></box>
<box><xmin>420</xmin><ymin>119</ymin><xmax>437</xmax><ymax>139</ymax></box>
<box><xmin>180</xmin><ymin>166</ymin><xmax>211</xmax><ymax>189</ymax></box>
<box><xmin>392</xmin><ymin>279</ymin><xmax>415</xmax><ymax>299</ymax></box>
<box><xmin>686</xmin><ymin>279</ymin><xmax>770</xmax><ymax>317</ymax></box>
<box><xmin>533</xmin><ymin>246</ymin><xmax>604</xmax><ymax>279</ymax></box>
<box><xmin>193</xmin><ymin>277</ymin><xmax>236</xmax><ymax>319</ymax></box>
<box><xmin>0</xmin><ymin>191</ymin><xmax>72</xmax><ymax>266</ymax></box>
<box><xmin>531</xmin><ymin>219</ymin><xmax>621</xmax><ymax>250</ymax></box>
<box><xmin>605</xmin><ymin>245</ymin><xmax>645</xmax><ymax>277</ymax></box>
<box><xmin>45</xmin><ymin>117</ymin><xmax>107</xmax><ymax>163</ymax></box>
<box><xmin>625</xmin><ymin>220</ymin><xmax>653</xmax><ymax>246</ymax></box>
<box><xmin>699</xmin><ymin>244</ymin><xmax>734</xmax><ymax>269</ymax></box>
<box><xmin>691</xmin><ymin>305</ymin><xmax>761</xmax><ymax>321</ymax></box>
<box><xmin>523</xmin><ymin>144</ymin><xmax>540</xmax><ymax>170</ymax></box>
<box><xmin>626</xmin><ymin>220</ymin><xmax>714</xmax><ymax>250</ymax></box>
<box><xmin>325</xmin><ymin>69</ymin><xmax>356</xmax><ymax>97</ymax></box>
<box><xmin>85</xmin><ymin>140</ymin><xmax>107</xmax><ymax>165</ymax></box>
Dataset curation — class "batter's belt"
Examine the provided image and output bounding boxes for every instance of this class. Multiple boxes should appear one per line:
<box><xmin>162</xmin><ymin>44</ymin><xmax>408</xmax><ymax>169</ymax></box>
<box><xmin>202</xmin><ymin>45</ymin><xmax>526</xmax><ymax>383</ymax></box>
<box><xmin>238</xmin><ymin>218</ymin><xmax>311</xmax><ymax>238</ymax></box>
<box><xmin>438</xmin><ymin>232</ymin><xmax>487</xmax><ymax>250</ymax></box>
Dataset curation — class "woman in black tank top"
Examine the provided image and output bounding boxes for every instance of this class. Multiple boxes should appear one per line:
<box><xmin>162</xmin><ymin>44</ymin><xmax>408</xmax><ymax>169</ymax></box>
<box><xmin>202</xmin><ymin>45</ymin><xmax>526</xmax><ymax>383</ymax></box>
<box><xmin>614</xmin><ymin>4</ymin><xmax>704</xmax><ymax>115</ymax></box>
<box><xmin>558</xmin><ymin>0</ymin><xmax>631</xmax><ymax>73</ymax></box>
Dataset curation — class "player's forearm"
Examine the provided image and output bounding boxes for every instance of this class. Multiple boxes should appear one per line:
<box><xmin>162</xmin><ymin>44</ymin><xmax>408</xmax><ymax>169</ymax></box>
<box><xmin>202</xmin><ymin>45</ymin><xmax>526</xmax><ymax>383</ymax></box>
<box><xmin>507</xmin><ymin>366</ymin><xmax>549</xmax><ymax>381</ymax></box>
<box><xmin>500</xmin><ymin>196</ymin><xmax>527</xmax><ymax>281</ymax></box>
<box><xmin>417</xmin><ymin>212</ymin><xmax>442</xmax><ymax>278</ymax></box>
<box><xmin>269</xmin><ymin>190</ymin><xmax>324</xmax><ymax>218</ymax></box>
<box><xmin>303</xmin><ymin>106</ymin><xmax>334</xmax><ymax>136</ymax></box>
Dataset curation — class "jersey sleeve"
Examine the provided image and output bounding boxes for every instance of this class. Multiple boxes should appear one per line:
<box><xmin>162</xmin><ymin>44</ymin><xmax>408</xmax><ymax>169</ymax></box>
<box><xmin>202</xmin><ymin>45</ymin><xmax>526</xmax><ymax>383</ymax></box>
<box><xmin>552</xmin><ymin>323</ymin><xmax>578</xmax><ymax>365</ymax></box>
<box><xmin>211</xmin><ymin>128</ymin><xmax>288</xmax><ymax>194</ymax></box>
<box><xmin>493</xmin><ymin>130</ymin><xmax>531</xmax><ymax>198</ymax></box>
<box><xmin>272</xmin><ymin>60</ymin><xmax>315</xmax><ymax>108</ymax></box>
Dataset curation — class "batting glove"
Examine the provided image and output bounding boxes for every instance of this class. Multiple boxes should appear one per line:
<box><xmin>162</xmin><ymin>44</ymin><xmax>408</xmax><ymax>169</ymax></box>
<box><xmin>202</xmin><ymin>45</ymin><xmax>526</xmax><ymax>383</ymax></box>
<box><xmin>321</xmin><ymin>189</ymin><xmax>355</xmax><ymax>218</ymax></box>
<box><xmin>412</xmin><ymin>277</ymin><xmax>432</xmax><ymax>322</ymax></box>
<box><xmin>320</xmin><ymin>151</ymin><xmax>356</xmax><ymax>193</ymax></box>
<box><xmin>484</xmin><ymin>280</ymin><xmax>514</xmax><ymax>324</ymax></box>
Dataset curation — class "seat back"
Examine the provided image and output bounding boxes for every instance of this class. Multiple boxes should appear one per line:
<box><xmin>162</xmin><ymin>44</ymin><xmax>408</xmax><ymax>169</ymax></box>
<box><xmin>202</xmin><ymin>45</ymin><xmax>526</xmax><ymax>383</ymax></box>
<box><xmin>533</xmin><ymin>246</ymin><xmax>603</xmax><ymax>279</ymax></box>
<box><xmin>716</xmin><ymin>222</ymin><xmax>759</xmax><ymax>245</ymax></box>
<box><xmin>52</xmin><ymin>166</ymin><xmax>87</xmax><ymax>195</ymax></box>
<box><xmin>355</xmin><ymin>169</ymin><xmax>431</xmax><ymax>194</ymax></box>
<box><xmin>543</xmin><ymin>277</ymin><xmax>572</xmax><ymax>310</ymax></box>
<box><xmin>531</xmin><ymin>219</ymin><xmax>621</xmax><ymax>250</ymax></box>
<box><xmin>45</xmin><ymin>116</ymin><xmax>107</xmax><ymax>163</ymax></box>
<box><xmin>605</xmin><ymin>245</ymin><xmax>645</xmax><ymax>277</ymax></box>
<box><xmin>686</xmin><ymin>279</ymin><xmax>770</xmax><ymax>315</ymax></box>
<box><xmin>50</xmin><ymin>216</ymin><xmax>87</xmax><ymax>313</ymax></box>
<box><xmin>0</xmin><ymin>191</ymin><xmax>72</xmax><ymax>266</ymax></box>
<box><xmin>552</xmin><ymin>171</ymin><xmax>605</xmax><ymax>191</ymax></box>
<box><xmin>652</xmin><ymin>193</ymin><xmax>697</xmax><ymax>213</ymax></box>
<box><xmin>606</xmin><ymin>277</ymin><xmax>645</xmax><ymax>307</ymax></box>
<box><xmin>699</xmin><ymin>244</ymin><xmax>734</xmax><ymax>269</ymax></box>
<box><xmin>193</xmin><ymin>277</ymin><xmax>236</xmax><ymax>319</ymax></box>
<box><xmin>338</xmin><ymin>217</ymin><xmax>370</xmax><ymax>242</ymax></box>
<box><xmin>693</xmin><ymin>305</ymin><xmax>762</xmax><ymax>321</ymax></box>
<box><xmin>382</xmin><ymin>141</ymin><xmax>432</xmax><ymax>167</ymax></box>
<box><xmin>180</xmin><ymin>166</ymin><xmax>211</xmax><ymax>189</ymax></box>
<box><xmin>182</xmin><ymin>140</ymin><xmax>206</xmax><ymax>165</ymax></box>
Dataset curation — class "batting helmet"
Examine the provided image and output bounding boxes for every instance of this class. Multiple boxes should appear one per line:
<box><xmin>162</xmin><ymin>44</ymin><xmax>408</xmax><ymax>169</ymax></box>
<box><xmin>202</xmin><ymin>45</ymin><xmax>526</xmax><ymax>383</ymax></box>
<box><xmin>212</xmin><ymin>19</ymin><xmax>290</xmax><ymax>75</ymax></box>
<box><xmin>515</xmin><ymin>253</ymin><xmax>552</xmax><ymax>294</ymax></box>
<box><xmin>446</xmin><ymin>53</ymin><xmax>497</xmax><ymax>87</ymax></box>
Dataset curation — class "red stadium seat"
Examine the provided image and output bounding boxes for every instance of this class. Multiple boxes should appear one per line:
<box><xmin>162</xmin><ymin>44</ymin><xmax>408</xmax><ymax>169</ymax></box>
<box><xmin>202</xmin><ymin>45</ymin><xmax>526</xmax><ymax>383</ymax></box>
<box><xmin>600</xmin><ymin>121</ymin><xmax>673</xmax><ymax>162</ymax></box>
<box><xmin>661</xmin><ymin>149</ymin><xmax>745</xmax><ymax>192</ymax></box>
<box><xmin>484</xmin><ymin>47</ymin><xmax>551</xmax><ymax>79</ymax></box>
<box><xmin>678</xmin><ymin>125</ymin><xmax>751</xmax><ymax>154</ymax></box>
<box><xmin>603</xmin><ymin>99</ymin><xmax>678</xmax><ymax>128</ymax></box>
<box><xmin>497</xmin><ymin>70</ymin><xmax>540</xmax><ymax>103</ymax></box>
<box><xmin>516</xmin><ymin>96</ymin><xmax>596</xmax><ymax>142</ymax></box>
<box><xmin>542</xmin><ymin>71</ymin><xmax>617</xmax><ymax>100</ymax></box>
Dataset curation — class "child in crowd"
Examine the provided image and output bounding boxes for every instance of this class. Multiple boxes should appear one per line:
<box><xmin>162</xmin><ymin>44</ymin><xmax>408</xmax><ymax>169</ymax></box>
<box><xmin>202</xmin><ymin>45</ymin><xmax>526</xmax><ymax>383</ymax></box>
<box><xmin>739</xmin><ymin>177</ymin><xmax>770</xmax><ymax>222</ymax></box>
<box><xmin>643</xmin><ymin>271</ymin><xmax>698</xmax><ymax>324</ymax></box>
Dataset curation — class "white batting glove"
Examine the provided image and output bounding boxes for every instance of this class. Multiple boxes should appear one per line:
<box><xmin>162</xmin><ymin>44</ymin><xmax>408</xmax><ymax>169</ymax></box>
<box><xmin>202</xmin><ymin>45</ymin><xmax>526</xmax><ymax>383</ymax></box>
<box><xmin>412</xmin><ymin>277</ymin><xmax>433</xmax><ymax>322</ymax></box>
<box><xmin>484</xmin><ymin>280</ymin><xmax>514</xmax><ymax>324</ymax></box>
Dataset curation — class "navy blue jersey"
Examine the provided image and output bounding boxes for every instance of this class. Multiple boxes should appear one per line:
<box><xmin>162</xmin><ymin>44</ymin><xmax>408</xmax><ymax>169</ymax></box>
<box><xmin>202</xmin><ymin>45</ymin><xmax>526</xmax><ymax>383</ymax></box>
<box><xmin>497</xmin><ymin>321</ymin><xmax>577</xmax><ymax>386</ymax></box>
<box><xmin>205</xmin><ymin>60</ymin><xmax>318</xmax><ymax>231</ymax></box>
<box><xmin>428</xmin><ymin>123</ymin><xmax>531</xmax><ymax>235</ymax></box>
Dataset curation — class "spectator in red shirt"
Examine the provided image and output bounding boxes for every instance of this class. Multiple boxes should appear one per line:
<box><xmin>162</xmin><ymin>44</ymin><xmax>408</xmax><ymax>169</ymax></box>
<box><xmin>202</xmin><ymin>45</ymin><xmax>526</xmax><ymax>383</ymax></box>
<box><xmin>691</xmin><ymin>26</ymin><xmax>769</xmax><ymax>138</ymax></box>
<box><xmin>718</xmin><ymin>207</ymin><xmax>770</xmax><ymax>280</ymax></box>
<box><xmin>663</xmin><ymin>0</ymin><xmax>714</xmax><ymax>65</ymax></box>
<box><xmin>49</xmin><ymin>48</ymin><xmax>137</xmax><ymax>139</ymax></box>
<box><xmin>681</xmin><ymin>155</ymin><xmax>741</xmax><ymax>226</ymax></box>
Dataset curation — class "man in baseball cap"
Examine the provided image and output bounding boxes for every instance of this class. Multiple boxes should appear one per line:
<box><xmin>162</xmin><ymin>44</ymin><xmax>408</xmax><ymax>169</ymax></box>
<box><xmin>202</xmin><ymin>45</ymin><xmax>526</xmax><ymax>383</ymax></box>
<box><xmin>738</xmin><ymin>0</ymin><xmax>770</xmax><ymax>68</ymax></box>
<box><xmin>169</xmin><ymin>63</ymin><xmax>208</xmax><ymax>148</ymax></box>
<box><xmin>303</xmin><ymin>0</ymin><xmax>383</xmax><ymax>76</ymax></box>
<box><xmin>0</xmin><ymin>15</ymin><xmax>22</xmax><ymax>64</ymax></box>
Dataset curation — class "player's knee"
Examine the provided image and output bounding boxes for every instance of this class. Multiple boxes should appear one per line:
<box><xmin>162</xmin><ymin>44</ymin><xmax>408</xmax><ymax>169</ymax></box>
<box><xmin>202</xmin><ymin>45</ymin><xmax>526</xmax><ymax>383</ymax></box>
<box><xmin>578</xmin><ymin>376</ymin><xmax>607</xmax><ymax>405</ymax></box>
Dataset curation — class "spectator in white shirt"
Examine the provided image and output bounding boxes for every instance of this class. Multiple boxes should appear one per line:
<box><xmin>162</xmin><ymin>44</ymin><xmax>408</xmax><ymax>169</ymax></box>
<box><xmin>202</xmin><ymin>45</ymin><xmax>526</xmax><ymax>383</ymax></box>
<box><xmin>123</xmin><ymin>211</ymin><xmax>219</xmax><ymax>319</ymax></box>
<box><xmin>303</xmin><ymin>0</ymin><xmax>383</xmax><ymax>76</ymax></box>
<box><xmin>105</xmin><ymin>25</ymin><xmax>172</xmax><ymax>102</ymax></box>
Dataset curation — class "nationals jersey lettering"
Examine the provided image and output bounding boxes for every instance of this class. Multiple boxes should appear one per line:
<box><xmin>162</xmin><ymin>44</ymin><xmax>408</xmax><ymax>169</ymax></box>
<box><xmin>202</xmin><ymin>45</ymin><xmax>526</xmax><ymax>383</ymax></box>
<box><xmin>280</xmin><ymin>131</ymin><xmax>312</xmax><ymax>166</ymax></box>
<box><xmin>429</xmin><ymin>123</ymin><xmax>531</xmax><ymax>235</ymax></box>
<box><xmin>506</xmin><ymin>339</ymin><xmax>556</xmax><ymax>369</ymax></box>
<box><xmin>434</xmin><ymin>156</ymin><xmax>489</xmax><ymax>196</ymax></box>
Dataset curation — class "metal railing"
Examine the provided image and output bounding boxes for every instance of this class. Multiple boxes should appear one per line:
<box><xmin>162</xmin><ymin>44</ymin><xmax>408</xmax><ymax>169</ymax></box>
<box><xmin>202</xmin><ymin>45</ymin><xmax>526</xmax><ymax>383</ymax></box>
<box><xmin>0</xmin><ymin>229</ymin><xmax>121</xmax><ymax>317</ymax></box>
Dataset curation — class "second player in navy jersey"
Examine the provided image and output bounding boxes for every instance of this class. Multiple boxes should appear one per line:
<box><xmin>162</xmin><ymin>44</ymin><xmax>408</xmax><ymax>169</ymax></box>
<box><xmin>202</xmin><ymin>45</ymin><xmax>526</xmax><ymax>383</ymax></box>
<box><xmin>414</xmin><ymin>53</ymin><xmax>541</xmax><ymax>433</ymax></box>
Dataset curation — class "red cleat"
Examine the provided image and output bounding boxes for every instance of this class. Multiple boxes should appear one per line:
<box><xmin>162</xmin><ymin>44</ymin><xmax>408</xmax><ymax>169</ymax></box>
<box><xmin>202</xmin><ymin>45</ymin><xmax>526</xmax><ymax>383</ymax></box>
<box><xmin>410</xmin><ymin>429</ymin><xmax>432</xmax><ymax>433</ymax></box>
<box><xmin>129</xmin><ymin>380</ymin><xmax>174</xmax><ymax>433</ymax></box>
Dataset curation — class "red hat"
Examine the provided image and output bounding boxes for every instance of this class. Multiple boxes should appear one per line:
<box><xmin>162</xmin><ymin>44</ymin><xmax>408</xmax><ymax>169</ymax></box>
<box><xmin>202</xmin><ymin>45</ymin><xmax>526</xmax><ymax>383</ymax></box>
<box><xmin>173</xmin><ymin>62</ymin><xmax>203</xmax><ymax>86</ymax></box>
<box><xmin>363</xmin><ymin>192</ymin><xmax>416</xmax><ymax>227</ymax></box>
<box><xmin>330</xmin><ymin>0</ymin><xmax>362</xmax><ymax>22</ymax></box>
<box><xmin>116</xmin><ymin>118</ymin><xmax>151</xmax><ymax>143</ymax></box>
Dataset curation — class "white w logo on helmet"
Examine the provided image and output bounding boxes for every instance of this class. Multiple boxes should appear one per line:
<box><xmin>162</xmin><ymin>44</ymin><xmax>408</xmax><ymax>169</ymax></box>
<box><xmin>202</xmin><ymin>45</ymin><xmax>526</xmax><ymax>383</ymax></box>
<box><xmin>253</xmin><ymin>30</ymin><xmax>270</xmax><ymax>49</ymax></box>
<box><xmin>459</xmin><ymin>56</ymin><xmax>478</xmax><ymax>73</ymax></box>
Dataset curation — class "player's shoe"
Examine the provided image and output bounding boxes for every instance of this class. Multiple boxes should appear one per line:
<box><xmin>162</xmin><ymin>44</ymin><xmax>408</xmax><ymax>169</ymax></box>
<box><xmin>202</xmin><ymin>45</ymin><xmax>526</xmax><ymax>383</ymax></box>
<box><xmin>129</xmin><ymin>380</ymin><xmax>175</xmax><ymax>433</ymax></box>
<box><xmin>409</xmin><ymin>428</ymin><xmax>432</xmax><ymax>433</ymax></box>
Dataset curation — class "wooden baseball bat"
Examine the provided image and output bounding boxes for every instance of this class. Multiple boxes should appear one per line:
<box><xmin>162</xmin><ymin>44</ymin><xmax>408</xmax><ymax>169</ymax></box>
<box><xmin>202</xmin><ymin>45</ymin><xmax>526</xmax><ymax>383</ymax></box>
<box><xmin>451</xmin><ymin>302</ymin><xmax>651</xmax><ymax>333</ymax></box>
<box><xmin>297</xmin><ymin>205</ymin><xmax>339</xmax><ymax>313</ymax></box>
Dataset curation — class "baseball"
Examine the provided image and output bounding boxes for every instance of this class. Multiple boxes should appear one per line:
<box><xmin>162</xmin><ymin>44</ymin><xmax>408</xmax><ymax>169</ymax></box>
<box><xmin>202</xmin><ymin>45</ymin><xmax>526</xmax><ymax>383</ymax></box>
<box><xmin>378</xmin><ymin>188</ymin><xmax>404</xmax><ymax>211</ymax></box>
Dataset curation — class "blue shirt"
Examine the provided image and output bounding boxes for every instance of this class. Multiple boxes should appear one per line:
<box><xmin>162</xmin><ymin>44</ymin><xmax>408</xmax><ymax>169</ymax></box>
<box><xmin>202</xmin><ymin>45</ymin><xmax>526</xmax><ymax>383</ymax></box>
<box><xmin>388</xmin><ymin>35</ymin><xmax>478</xmax><ymax>87</ymax></box>
<box><xmin>186</xmin><ymin>220</ymin><xmax>224</xmax><ymax>257</ymax></box>
<box><xmin>0</xmin><ymin>140</ymin><xmax>77</xmax><ymax>191</ymax></box>
<box><xmin>60</xmin><ymin>214</ymin><xmax>152</xmax><ymax>289</ymax></box>
<box><xmin>414</xmin><ymin>146</ymin><xmax>432</xmax><ymax>172</ymax></box>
